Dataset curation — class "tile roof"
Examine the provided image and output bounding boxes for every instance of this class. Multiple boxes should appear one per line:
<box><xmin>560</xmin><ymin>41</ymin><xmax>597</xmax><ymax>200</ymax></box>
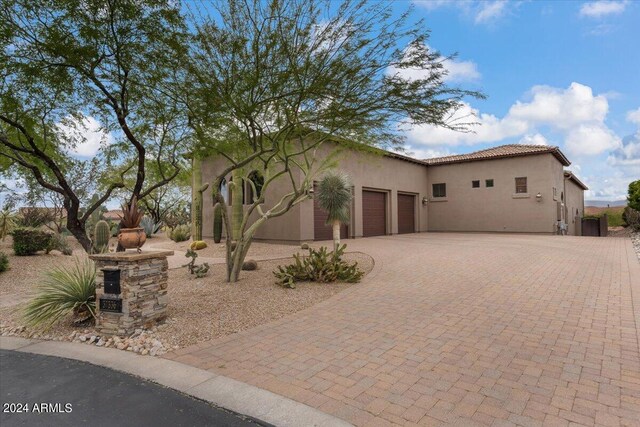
<box><xmin>423</xmin><ymin>144</ymin><xmax>571</xmax><ymax>166</ymax></box>
<box><xmin>564</xmin><ymin>171</ymin><xmax>589</xmax><ymax>190</ymax></box>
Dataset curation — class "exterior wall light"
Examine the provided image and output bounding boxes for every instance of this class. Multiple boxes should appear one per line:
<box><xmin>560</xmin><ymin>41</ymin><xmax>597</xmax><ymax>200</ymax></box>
<box><xmin>422</xmin><ymin>196</ymin><xmax>428</xmax><ymax>205</ymax></box>
<box><xmin>536</xmin><ymin>192</ymin><xmax>542</xmax><ymax>202</ymax></box>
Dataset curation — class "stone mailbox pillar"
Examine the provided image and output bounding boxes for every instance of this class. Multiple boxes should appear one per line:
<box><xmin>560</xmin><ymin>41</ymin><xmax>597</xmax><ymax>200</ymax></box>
<box><xmin>89</xmin><ymin>250</ymin><xmax>174</xmax><ymax>336</ymax></box>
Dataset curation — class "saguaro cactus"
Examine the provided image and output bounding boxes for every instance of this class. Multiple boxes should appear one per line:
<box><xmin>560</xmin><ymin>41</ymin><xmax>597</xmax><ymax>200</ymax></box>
<box><xmin>93</xmin><ymin>220</ymin><xmax>110</xmax><ymax>252</ymax></box>
<box><xmin>213</xmin><ymin>203</ymin><xmax>222</xmax><ymax>243</ymax></box>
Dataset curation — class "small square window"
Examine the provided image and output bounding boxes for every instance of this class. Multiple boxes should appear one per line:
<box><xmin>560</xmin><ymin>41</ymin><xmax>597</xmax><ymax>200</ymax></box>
<box><xmin>472</xmin><ymin>180</ymin><xmax>480</xmax><ymax>188</ymax></box>
<box><xmin>485</xmin><ymin>179</ymin><xmax>494</xmax><ymax>188</ymax></box>
<box><xmin>432</xmin><ymin>183</ymin><xmax>446</xmax><ymax>198</ymax></box>
<box><xmin>515</xmin><ymin>177</ymin><xmax>527</xmax><ymax>194</ymax></box>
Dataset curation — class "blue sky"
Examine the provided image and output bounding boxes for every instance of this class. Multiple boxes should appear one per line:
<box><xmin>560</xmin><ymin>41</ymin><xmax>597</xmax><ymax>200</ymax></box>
<box><xmin>391</xmin><ymin>0</ymin><xmax>639</xmax><ymax>201</ymax></box>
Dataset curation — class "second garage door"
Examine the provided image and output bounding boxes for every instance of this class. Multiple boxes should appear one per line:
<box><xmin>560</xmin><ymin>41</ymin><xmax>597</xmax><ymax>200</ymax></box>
<box><xmin>362</xmin><ymin>190</ymin><xmax>386</xmax><ymax>237</ymax></box>
<box><xmin>397</xmin><ymin>194</ymin><xmax>416</xmax><ymax>234</ymax></box>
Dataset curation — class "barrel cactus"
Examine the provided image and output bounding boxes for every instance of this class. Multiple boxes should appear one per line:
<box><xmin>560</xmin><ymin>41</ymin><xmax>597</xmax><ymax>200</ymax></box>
<box><xmin>213</xmin><ymin>203</ymin><xmax>222</xmax><ymax>243</ymax></box>
<box><xmin>190</xmin><ymin>240</ymin><xmax>208</xmax><ymax>250</ymax></box>
<box><xmin>93</xmin><ymin>220</ymin><xmax>110</xmax><ymax>253</ymax></box>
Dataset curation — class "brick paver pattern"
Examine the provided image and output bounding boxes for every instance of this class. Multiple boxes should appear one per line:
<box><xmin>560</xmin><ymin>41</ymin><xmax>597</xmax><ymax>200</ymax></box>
<box><xmin>164</xmin><ymin>233</ymin><xmax>640</xmax><ymax>426</ymax></box>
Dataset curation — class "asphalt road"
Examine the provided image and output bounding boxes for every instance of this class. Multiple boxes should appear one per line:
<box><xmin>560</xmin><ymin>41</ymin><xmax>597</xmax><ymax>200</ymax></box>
<box><xmin>0</xmin><ymin>350</ymin><xmax>267</xmax><ymax>427</ymax></box>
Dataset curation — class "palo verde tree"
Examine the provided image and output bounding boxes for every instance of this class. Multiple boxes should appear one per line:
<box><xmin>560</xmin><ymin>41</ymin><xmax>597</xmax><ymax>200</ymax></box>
<box><xmin>0</xmin><ymin>0</ymin><xmax>188</xmax><ymax>251</ymax></box>
<box><xmin>183</xmin><ymin>0</ymin><xmax>484</xmax><ymax>282</ymax></box>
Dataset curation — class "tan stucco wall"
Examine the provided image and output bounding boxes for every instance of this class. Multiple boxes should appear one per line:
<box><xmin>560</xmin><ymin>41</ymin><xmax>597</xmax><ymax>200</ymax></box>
<box><xmin>564</xmin><ymin>178</ymin><xmax>585</xmax><ymax>236</ymax></box>
<box><xmin>200</xmin><ymin>142</ymin><xmax>429</xmax><ymax>242</ymax></box>
<box><xmin>200</xmin><ymin>156</ymin><xmax>303</xmax><ymax>241</ymax></box>
<box><xmin>298</xmin><ymin>143</ymin><xmax>430</xmax><ymax>241</ymax></box>
<box><xmin>426</xmin><ymin>154</ymin><xmax>560</xmax><ymax>233</ymax></box>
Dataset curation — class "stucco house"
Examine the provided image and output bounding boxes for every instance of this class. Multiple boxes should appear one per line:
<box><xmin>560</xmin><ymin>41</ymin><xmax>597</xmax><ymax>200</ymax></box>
<box><xmin>198</xmin><ymin>143</ymin><xmax>587</xmax><ymax>242</ymax></box>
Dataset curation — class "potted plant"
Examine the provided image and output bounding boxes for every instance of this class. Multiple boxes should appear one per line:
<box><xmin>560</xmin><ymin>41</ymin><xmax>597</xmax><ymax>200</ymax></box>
<box><xmin>117</xmin><ymin>196</ymin><xmax>146</xmax><ymax>251</ymax></box>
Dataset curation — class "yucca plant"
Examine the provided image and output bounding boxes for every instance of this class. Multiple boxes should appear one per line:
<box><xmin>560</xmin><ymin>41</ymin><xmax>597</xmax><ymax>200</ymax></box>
<box><xmin>316</xmin><ymin>172</ymin><xmax>352</xmax><ymax>251</ymax></box>
<box><xmin>24</xmin><ymin>257</ymin><xmax>97</xmax><ymax>329</ymax></box>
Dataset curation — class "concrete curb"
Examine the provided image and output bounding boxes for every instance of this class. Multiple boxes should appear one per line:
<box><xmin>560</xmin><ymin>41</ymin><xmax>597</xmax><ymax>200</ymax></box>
<box><xmin>0</xmin><ymin>336</ymin><xmax>351</xmax><ymax>427</ymax></box>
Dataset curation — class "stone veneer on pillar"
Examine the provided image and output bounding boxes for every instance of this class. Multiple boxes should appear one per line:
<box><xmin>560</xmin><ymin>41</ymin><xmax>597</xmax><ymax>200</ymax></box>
<box><xmin>89</xmin><ymin>250</ymin><xmax>173</xmax><ymax>335</ymax></box>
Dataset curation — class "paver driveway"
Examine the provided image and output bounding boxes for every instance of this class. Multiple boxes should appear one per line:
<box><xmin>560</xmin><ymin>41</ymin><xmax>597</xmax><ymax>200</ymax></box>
<box><xmin>164</xmin><ymin>233</ymin><xmax>640</xmax><ymax>426</ymax></box>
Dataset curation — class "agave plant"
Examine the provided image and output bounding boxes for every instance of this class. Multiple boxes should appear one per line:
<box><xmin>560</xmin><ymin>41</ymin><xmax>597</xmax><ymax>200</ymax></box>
<box><xmin>24</xmin><ymin>257</ymin><xmax>96</xmax><ymax>329</ymax></box>
<box><xmin>316</xmin><ymin>172</ymin><xmax>352</xmax><ymax>251</ymax></box>
<box><xmin>119</xmin><ymin>196</ymin><xmax>144</xmax><ymax>229</ymax></box>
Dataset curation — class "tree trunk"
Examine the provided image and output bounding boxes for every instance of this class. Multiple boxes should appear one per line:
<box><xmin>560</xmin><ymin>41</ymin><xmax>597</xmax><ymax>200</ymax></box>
<box><xmin>332</xmin><ymin>220</ymin><xmax>341</xmax><ymax>252</ymax></box>
<box><xmin>231</xmin><ymin>169</ymin><xmax>244</xmax><ymax>241</ymax></box>
<box><xmin>191</xmin><ymin>157</ymin><xmax>203</xmax><ymax>240</ymax></box>
<box><xmin>67</xmin><ymin>221</ymin><xmax>92</xmax><ymax>252</ymax></box>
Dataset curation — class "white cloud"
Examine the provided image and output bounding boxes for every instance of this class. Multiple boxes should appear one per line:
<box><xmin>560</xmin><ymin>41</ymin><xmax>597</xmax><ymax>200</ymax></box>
<box><xmin>413</xmin><ymin>0</ymin><xmax>512</xmax><ymax>25</ymax></box>
<box><xmin>565</xmin><ymin>124</ymin><xmax>621</xmax><ymax>156</ymax></box>
<box><xmin>607</xmin><ymin>132</ymin><xmax>640</xmax><ymax>167</ymax></box>
<box><xmin>580</xmin><ymin>1</ymin><xmax>628</xmax><ymax>18</ymax></box>
<box><xmin>518</xmin><ymin>133</ymin><xmax>549</xmax><ymax>146</ymax></box>
<box><xmin>475</xmin><ymin>1</ymin><xmax>508</xmax><ymax>24</ymax></box>
<box><xmin>57</xmin><ymin>115</ymin><xmax>113</xmax><ymax>157</ymax></box>
<box><xmin>626</xmin><ymin>107</ymin><xmax>640</xmax><ymax>125</ymax></box>
<box><xmin>387</xmin><ymin>43</ymin><xmax>480</xmax><ymax>83</ymax></box>
<box><xmin>408</xmin><ymin>82</ymin><xmax>620</xmax><ymax>156</ymax></box>
<box><xmin>508</xmin><ymin>83</ymin><xmax>608</xmax><ymax>130</ymax></box>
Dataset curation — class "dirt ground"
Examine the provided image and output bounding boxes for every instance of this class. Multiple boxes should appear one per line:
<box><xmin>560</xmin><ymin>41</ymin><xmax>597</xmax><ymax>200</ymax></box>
<box><xmin>0</xmin><ymin>233</ymin><xmax>373</xmax><ymax>352</ymax></box>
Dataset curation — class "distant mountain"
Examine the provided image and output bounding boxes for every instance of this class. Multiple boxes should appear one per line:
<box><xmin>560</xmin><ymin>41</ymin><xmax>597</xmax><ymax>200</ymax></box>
<box><xmin>585</xmin><ymin>200</ymin><xmax>627</xmax><ymax>208</ymax></box>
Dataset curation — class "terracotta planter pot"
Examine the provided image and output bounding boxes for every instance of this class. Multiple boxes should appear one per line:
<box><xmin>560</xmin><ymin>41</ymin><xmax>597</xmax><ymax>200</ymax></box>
<box><xmin>118</xmin><ymin>227</ymin><xmax>147</xmax><ymax>250</ymax></box>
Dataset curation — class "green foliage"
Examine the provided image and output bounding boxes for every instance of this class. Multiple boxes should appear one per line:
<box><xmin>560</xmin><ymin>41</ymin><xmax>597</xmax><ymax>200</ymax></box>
<box><xmin>23</xmin><ymin>258</ymin><xmax>96</xmax><ymax>329</ymax></box>
<box><xmin>213</xmin><ymin>203</ymin><xmax>222</xmax><ymax>243</ymax></box>
<box><xmin>12</xmin><ymin>227</ymin><xmax>52</xmax><ymax>256</ymax></box>
<box><xmin>47</xmin><ymin>233</ymin><xmax>73</xmax><ymax>256</ymax></box>
<box><xmin>0</xmin><ymin>210</ymin><xmax>16</xmax><ymax>241</ymax></box>
<box><xmin>586</xmin><ymin>208</ymin><xmax>625</xmax><ymax>227</ymax></box>
<box><xmin>242</xmin><ymin>259</ymin><xmax>258</xmax><ymax>271</ymax></box>
<box><xmin>628</xmin><ymin>180</ymin><xmax>640</xmax><ymax>212</ymax></box>
<box><xmin>274</xmin><ymin>244</ymin><xmax>363</xmax><ymax>288</ymax></box>
<box><xmin>316</xmin><ymin>172</ymin><xmax>352</xmax><ymax>225</ymax></box>
<box><xmin>623</xmin><ymin>207</ymin><xmax>640</xmax><ymax>231</ymax></box>
<box><xmin>93</xmin><ymin>220</ymin><xmax>111</xmax><ymax>252</ymax></box>
<box><xmin>183</xmin><ymin>248</ymin><xmax>210</xmax><ymax>278</ymax></box>
<box><xmin>140</xmin><ymin>216</ymin><xmax>161</xmax><ymax>237</ymax></box>
<box><xmin>170</xmin><ymin>224</ymin><xmax>191</xmax><ymax>242</ymax></box>
<box><xmin>0</xmin><ymin>252</ymin><xmax>8</xmax><ymax>272</ymax></box>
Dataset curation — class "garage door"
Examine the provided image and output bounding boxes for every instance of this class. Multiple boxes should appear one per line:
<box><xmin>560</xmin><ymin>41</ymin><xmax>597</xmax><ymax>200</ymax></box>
<box><xmin>397</xmin><ymin>194</ymin><xmax>415</xmax><ymax>234</ymax></box>
<box><xmin>362</xmin><ymin>190</ymin><xmax>386</xmax><ymax>237</ymax></box>
<box><xmin>314</xmin><ymin>187</ymin><xmax>348</xmax><ymax>241</ymax></box>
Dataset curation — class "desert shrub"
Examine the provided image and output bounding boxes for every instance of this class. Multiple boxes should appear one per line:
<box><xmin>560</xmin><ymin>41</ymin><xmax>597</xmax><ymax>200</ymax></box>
<box><xmin>170</xmin><ymin>224</ymin><xmax>191</xmax><ymax>242</ymax></box>
<box><xmin>0</xmin><ymin>210</ymin><xmax>16</xmax><ymax>241</ymax></box>
<box><xmin>15</xmin><ymin>207</ymin><xmax>56</xmax><ymax>228</ymax></box>
<box><xmin>47</xmin><ymin>233</ymin><xmax>73</xmax><ymax>255</ymax></box>
<box><xmin>242</xmin><ymin>259</ymin><xmax>258</xmax><ymax>271</ymax></box>
<box><xmin>140</xmin><ymin>216</ymin><xmax>161</xmax><ymax>237</ymax></box>
<box><xmin>12</xmin><ymin>227</ymin><xmax>52</xmax><ymax>256</ymax></box>
<box><xmin>300</xmin><ymin>242</ymin><xmax>309</xmax><ymax>250</ymax></box>
<box><xmin>274</xmin><ymin>244</ymin><xmax>363</xmax><ymax>288</ymax></box>
<box><xmin>24</xmin><ymin>257</ymin><xmax>96</xmax><ymax>329</ymax></box>
<box><xmin>0</xmin><ymin>252</ymin><xmax>8</xmax><ymax>272</ymax></box>
<box><xmin>623</xmin><ymin>207</ymin><xmax>640</xmax><ymax>231</ymax></box>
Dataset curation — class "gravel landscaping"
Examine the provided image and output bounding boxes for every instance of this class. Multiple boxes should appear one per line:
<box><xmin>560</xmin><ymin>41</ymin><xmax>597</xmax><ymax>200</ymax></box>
<box><xmin>0</xmin><ymin>234</ymin><xmax>373</xmax><ymax>356</ymax></box>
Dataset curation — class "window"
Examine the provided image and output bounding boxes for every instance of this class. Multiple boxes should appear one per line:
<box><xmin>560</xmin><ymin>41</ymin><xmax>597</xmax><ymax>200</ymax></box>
<box><xmin>485</xmin><ymin>179</ymin><xmax>494</xmax><ymax>188</ymax></box>
<box><xmin>472</xmin><ymin>180</ymin><xmax>480</xmax><ymax>188</ymax></box>
<box><xmin>553</xmin><ymin>187</ymin><xmax>557</xmax><ymax>201</ymax></box>
<box><xmin>432</xmin><ymin>183</ymin><xmax>446</xmax><ymax>198</ymax></box>
<box><xmin>219</xmin><ymin>178</ymin><xmax>229</xmax><ymax>204</ymax></box>
<box><xmin>515</xmin><ymin>177</ymin><xmax>527</xmax><ymax>194</ymax></box>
